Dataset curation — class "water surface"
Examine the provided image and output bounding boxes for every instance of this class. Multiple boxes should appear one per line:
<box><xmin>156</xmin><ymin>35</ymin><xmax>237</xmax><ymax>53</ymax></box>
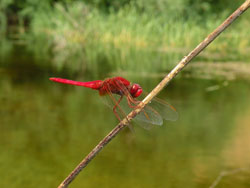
<box><xmin>1</xmin><ymin>37</ymin><xmax>250</xmax><ymax>188</ymax></box>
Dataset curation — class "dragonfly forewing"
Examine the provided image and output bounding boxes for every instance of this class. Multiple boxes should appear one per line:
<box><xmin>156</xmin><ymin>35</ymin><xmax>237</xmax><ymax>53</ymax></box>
<box><xmin>148</xmin><ymin>97</ymin><xmax>178</xmax><ymax>121</ymax></box>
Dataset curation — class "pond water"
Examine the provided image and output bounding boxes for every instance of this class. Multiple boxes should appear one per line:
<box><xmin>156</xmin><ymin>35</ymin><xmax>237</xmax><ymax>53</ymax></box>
<box><xmin>1</xmin><ymin>37</ymin><xmax>250</xmax><ymax>188</ymax></box>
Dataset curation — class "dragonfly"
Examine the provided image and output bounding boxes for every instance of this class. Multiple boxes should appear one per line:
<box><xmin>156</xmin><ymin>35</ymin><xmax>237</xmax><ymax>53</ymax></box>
<box><xmin>49</xmin><ymin>77</ymin><xmax>178</xmax><ymax>128</ymax></box>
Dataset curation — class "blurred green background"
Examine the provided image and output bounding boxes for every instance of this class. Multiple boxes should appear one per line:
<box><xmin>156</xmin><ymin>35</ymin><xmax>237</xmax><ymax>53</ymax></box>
<box><xmin>1</xmin><ymin>0</ymin><xmax>250</xmax><ymax>187</ymax></box>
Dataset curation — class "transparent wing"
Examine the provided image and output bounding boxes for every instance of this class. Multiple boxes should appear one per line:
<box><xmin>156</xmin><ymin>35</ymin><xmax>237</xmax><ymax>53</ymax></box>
<box><xmin>100</xmin><ymin>79</ymin><xmax>177</xmax><ymax>129</ymax></box>
<box><xmin>148</xmin><ymin>97</ymin><xmax>178</xmax><ymax>121</ymax></box>
<box><xmin>101</xmin><ymin>93</ymin><xmax>163</xmax><ymax>126</ymax></box>
<box><xmin>134</xmin><ymin>105</ymin><xmax>163</xmax><ymax>125</ymax></box>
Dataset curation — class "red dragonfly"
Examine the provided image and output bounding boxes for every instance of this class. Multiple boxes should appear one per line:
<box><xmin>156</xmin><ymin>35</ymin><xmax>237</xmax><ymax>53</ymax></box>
<box><xmin>50</xmin><ymin>77</ymin><xmax>178</xmax><ymax>128</ymax></box>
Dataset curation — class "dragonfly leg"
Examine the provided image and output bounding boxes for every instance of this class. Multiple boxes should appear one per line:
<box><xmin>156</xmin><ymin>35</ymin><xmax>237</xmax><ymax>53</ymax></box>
<box><xmin>126</xmin><ymin>95</ymin><xmax>139</xmax><ymax>108</ymax></box>
<box><xmin>126</xmin><ymin>95</ymin><xmax>151</xmax><ymax>121</ymax></box>
<box><xmin>113</xmin><ymin>95</ymin><xmax>123</xmax><ymax>121</ymax></box>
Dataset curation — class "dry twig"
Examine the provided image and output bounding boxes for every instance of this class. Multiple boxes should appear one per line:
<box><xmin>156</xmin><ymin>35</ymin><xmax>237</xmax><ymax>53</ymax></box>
<box><xmin>209</xmin><ymin>167</ymin><xmax>250</xmax><ymax>188</ymax></box>
<box><xmin>58</xmin><ymin>1</ymin><xmax>250</xmax><ymax>187</ymax></box>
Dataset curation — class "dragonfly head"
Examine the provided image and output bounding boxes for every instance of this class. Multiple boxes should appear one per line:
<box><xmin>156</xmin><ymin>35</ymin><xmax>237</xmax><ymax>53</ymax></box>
<box><xmin>130</xmin><ymin>83</ymin><xmax>143</xmax><ymax>98</ymax></box>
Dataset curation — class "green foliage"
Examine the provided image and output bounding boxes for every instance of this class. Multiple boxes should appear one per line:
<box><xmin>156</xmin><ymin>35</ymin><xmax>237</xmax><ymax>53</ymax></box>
<box><xmin>0</xmin><ymin>0</ymin><xmax>13</xmax><ymax>10</ymax></box>
<box><xmin>2</xmin><ymin>0</ymin><xmax>250</xmax><ymax>74</ymax></box>
<box><xmin>0</xmin><ymin>0</ymin><xmax>13</xmax><ymax>31</ymax></box>
<box><xmin>187</xmin><ymin>0</ymin><xmax>242</xmax><ymax>13</ymax></box>
<box><xmin>1</xmin><ymin>0</ymin><xmax>245</xmax><ymax>20</ymax></box>
<box><xmin>20</xmin><ymin>0</ymin><xmax>250</xmax><ymax>75</ymax></box>
<box><xmin>84</xmin><ymin>0</ymin><xmax>131</xmax><ymax>12</ymax></box>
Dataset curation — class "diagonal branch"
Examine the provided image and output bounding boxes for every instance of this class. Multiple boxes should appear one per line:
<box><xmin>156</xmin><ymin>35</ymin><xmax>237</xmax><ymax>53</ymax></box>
<box><xmin>58</xmin><ymin>1</ymin><xmax>250</xmax><ymax>187</ymax></box>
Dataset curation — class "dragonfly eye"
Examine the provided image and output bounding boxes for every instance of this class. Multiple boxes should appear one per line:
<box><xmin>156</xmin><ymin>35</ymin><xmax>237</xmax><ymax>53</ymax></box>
<box><xmin>130</xmin><ymin>84</ymin><xmax>143</xmax><ymax>98</ymax></box>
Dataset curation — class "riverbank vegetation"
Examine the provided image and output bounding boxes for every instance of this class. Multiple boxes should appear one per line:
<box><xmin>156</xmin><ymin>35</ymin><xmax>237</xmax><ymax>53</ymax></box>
<box><xmin>1</xmin><ymin>0</ymin><xmax>250</xmax><ymax>77</ymax></box>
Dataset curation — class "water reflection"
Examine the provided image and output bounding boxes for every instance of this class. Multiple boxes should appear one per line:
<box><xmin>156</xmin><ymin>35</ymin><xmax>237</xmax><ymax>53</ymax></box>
<box><xmin>1</xmin><ymin>40</ymin><xmax>250</xmax><ymax>188</ymax></box>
